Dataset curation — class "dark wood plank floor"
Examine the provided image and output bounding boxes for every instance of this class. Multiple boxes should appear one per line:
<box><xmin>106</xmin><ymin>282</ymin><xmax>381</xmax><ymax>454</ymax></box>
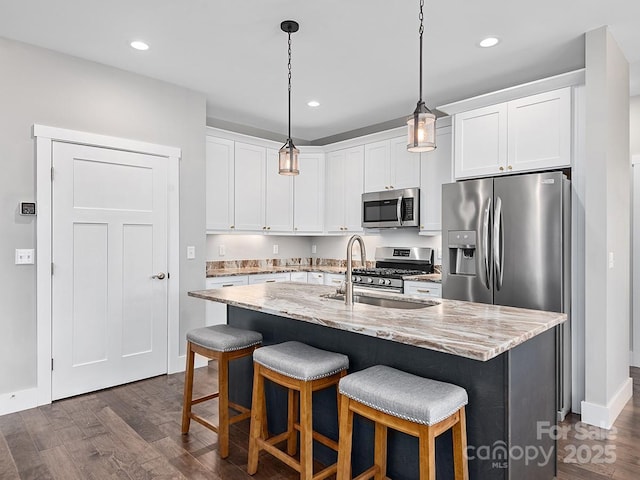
<box><xmin>1</xmin><ymin>365</ymin><xmax>638</xmax><ymax>479</ymax></box>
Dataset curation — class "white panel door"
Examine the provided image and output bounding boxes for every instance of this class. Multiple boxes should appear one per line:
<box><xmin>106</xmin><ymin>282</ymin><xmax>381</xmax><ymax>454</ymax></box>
<box><xmin>206</xmin><ymin>137</ymin><xmax>234</xmax><ymax>231</ymax></box>
<box><xmin>364</xmin><ymin>140</ymin><xmax>390</xmax><ymax>192</ymax></box>
<box><xmin>265</xmin><ymin>148</ymin><xmax>294</xmax><ymax>232</ymax></box>
<box><xmin>52</xmin><ymin>142</ymin><xmax>168</xmax><ymax>400</ymax></box>
<box><xmin>390</xmin><ymin>136</ymin><xmax>421</xmax><ymax>190</ymax></box>
<box><xmin>294</xmin><ymin>153</ymin><xmax>324</xmax><ymax>233</ymax></box>
<box><xmin>234</xmin><ymin>142</ymin><xmax>265</xmax><ymax>231</ymax></box>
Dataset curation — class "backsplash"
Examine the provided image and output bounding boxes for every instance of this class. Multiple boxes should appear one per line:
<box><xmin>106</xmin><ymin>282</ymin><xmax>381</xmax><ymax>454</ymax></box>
<box><xmin>206</xmin><ymin>257</ymin><xmax>375</xmax><ymax>276</ymax></box>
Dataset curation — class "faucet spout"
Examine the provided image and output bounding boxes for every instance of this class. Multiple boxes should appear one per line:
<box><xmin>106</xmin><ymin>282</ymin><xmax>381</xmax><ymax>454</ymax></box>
<box><xmin>345</xmin><ymin>235</ymin><xmax>367</xmax><ymax>306</ymax></box>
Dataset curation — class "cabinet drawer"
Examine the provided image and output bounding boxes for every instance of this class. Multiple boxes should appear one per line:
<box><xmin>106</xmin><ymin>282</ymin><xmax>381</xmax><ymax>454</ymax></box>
<box><xmin>248</xmin><ymin>273</ymin><xmax>292</xmax><ymax>285</ymax></box>
<box><xmin>324</xmin><ymin>273</ymin><xmax>345</xmax><ymax>286</ymax></box>
<box><xmin>289</xmin><ymin>271</ymin><xmax>308</xmax><ymax>283</ymax></box>
<box><xmin>307</xmin><ymin>272</ymin><xmax>325</xmax><ymax>284</ymax></box>
<box><xmin>404</xmin><ymin>281</ymin><xmax>441</xmax><ymax>298</ymax></box>
<box><xmin>205</xmin><ymin>275</ymin><xmax>249</xmax><ymax>289</ymax></box>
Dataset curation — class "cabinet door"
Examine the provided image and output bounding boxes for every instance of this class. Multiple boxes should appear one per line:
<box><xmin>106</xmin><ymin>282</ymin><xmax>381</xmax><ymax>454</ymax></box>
<box><xmin>420</xmin><ymin>126</ymin><xmax>452</xmax><ymax>233</ymax></box>
<box><xmin>205</xmin><ymin>275</ymin><xmax>248</xmax><ymax>325</ymax></box>
<box><xmin>390</xmin><ymin>136</ymin><xmax>421</xmax><ymax>190</ymax></box>
<box><xmin>404</xmin><ymin>281</ymin><xmax>442</xmax><ymax>298</ymax></box>
<box><xmin>248</xmin><ymin>273</ymin><xmax>291</xmax><ymax>284</ymax></box>
<box><xmin>454</xmin><ymin>103</ymin><xmax>507</xmax><ymax>179</ymax></box>
<box><xmin>307</xmin><ymin>272</ymin><xmax>325</xmax><ymax>284</ymax></box>
<box><xmin>364</xmin><ymin>140</ymin><xmax>390</xmax><ymax>192</ymax></box>
<box><xmin>234</xmin><ymin>142</ymin><xmax>265</xmax><ymax>231</ymax></box>
<box><xmin>507</xmin><ymin>88</ymin><xmax>571</xmax><ymax>172</ymax></box>
<box><xmin>206</xmin><ymin>137</ymin><xmax>234</xmax><ymax>231</ymax></box>
<box><xmin>325</xmin><ymin>150</ymin><xmax>347</xmax><ymax>233</ymax></box>
<box><xmin>289</xmin><ymin>271</ymin><xmax>308</xmax><ymax>283</ymax></box>
<box><xmin>265</xmin><ymin>149</ymin><xmax>293</xmax><ymax>232</ymax></box>
<box><xmin>294</xmin><ymin>153</ymin><xmax>324</xmax><ymax>233</ymax></box>
<box><xmin>344</xmin><ymin>146</ymin><xmax>365</xmax><ymax>232</ymax></box>
<box><xmin>324</xmin><ymin>273</ymin><xmax>345</xmax><ymax>287</ymax></box>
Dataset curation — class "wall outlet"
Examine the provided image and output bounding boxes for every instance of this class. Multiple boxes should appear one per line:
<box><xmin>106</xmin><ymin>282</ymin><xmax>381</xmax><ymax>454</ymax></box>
<box><xmin>15</xmin><ymin>249</ymin><xmax>34</xmax><ymax>265</ymax></box>
<box><xmin>608</xmin><ymin>252</ymin><xmax>614</xmax><ymax>269</ymax></box>
<box><xmin>186</xmin><ymin>246</ymin><xmax>196</xmax><ymax>259</ymax></box>
<box><xmin>311</xmin><ymin>244</ymin><xmax>317</xmax><ymax>254</ymax></box>
<box><xmin>219</xmin><ymin>245</ymin><xmax>226</xmax><ymax>256</ymax></box>
<box><xmin>273</xmin><ymin>244</ymin><xmax>279</xmax><ymax>255</ymax></box>
<box><xmin>437</xmin><ymin>247</ymin><xmax>442</xmax><ymax>260</ymax></box>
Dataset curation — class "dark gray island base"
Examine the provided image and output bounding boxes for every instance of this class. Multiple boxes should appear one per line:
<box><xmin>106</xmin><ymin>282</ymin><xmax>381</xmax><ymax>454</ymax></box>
<box><xmin>226</xmin><ymin>305</ymin><xmax>556</xmax><ymax>480</ymax></box>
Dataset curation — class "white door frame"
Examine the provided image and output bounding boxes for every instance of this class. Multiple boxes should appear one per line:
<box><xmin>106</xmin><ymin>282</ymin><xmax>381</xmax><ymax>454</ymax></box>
<box><xmin>34</xmin><ymin>124</ymin><xmax>181</xmax><ymax>406</ymax></box>
<box><xmin>632</xmin><ymin>154</ymin><xmax>640</xmax><ymax>368</ymax></box>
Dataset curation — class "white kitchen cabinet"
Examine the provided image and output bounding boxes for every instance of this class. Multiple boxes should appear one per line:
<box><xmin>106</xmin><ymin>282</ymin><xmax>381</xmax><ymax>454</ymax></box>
<box><xmin>234</xmin><ymin>142</ymin><xmax>265</xmax><ymax>231</ymax></box>
<box><xmin>326</xmin><ymin>146</ymin><xmax>364</xmax><ymax>233</ymax></box>
<box><xmin>289</xmin><ymin>271</ymin><xmax>308</xmax><ymax>283</ymax></box>
<box><xmin>248</xmin><ymin>272</ymin><xmax>292</xmax><ymax>284</ymax></box>
<box><xmin>206</xmin><ymin>137</ymin><xmax>235</xmax><ymax>232</ymax></box>
<box><xmin>307</xmin><ymin>272</ymin><xmax>325</xmax><ymax>284</ymax></box>
<box><xmin>294</xmin><ymin>153</ymin><xmax>325</xmax><ymax>233</ymax></box>
<box><xmin>364</xmin><ymin>138</ymin><xmax>420</xmax><ymax>193</ymax></box>
<box><xmin>324</xmin><ymin>273</ymin><xmax>345</xmax><ymax>288</ymax></box>
<box><xmin>205</xmin><ymin>275</ymin><xmax>249</xmax><ymax>325</ymax></box>
<box><xmin>404</xmin><ymin>281</ymin><xmax>441</xmax><ymax>299</ymax></box>
<box><xmin>420</xmin><ymin>126</ymin><xmax>453</xmax><ymax>233</ymax></box>
<box><xmin>454</xmin><ymin>87</ymin><xmax>571</xmax><ymax>179</ymax></box>
<box><xmin>265</xmin><ymin>149</ymin><xmax>294</xmax><ymax>232</ymax></box>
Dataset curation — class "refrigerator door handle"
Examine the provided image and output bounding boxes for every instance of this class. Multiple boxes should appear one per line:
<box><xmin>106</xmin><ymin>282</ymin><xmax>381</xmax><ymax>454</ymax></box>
<box><xmin>494</xmin><ymin>196</ymin><xmax>504</xmax><ymax>290</ymax></box>
<box><xmin>482</xmin><ymin>197</ymin><xmax>492</xmax><ymax>290</ymax></box>
<box><xmin>397</xmin><ymin>195</ymin><xmax>404</xmax><ymax>226</ymax></box>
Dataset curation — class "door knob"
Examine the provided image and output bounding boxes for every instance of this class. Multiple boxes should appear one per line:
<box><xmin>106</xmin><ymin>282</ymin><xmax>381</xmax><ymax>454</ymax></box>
<box><xmin>151</xmin><ymin>272</ymin><xmax>166</xmax><ymax>280</ymax></box>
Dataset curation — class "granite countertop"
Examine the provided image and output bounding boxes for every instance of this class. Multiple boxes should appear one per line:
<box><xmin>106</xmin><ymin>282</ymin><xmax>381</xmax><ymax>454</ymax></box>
<box><xmin>402</xmin><ymin>273</ymin><xmax>442</xmax><ymax>283</ymax></box>
<box><xmin>206</xmin><ymin>265</ymin><xmax>347</xmax><ymax>277</ymax></box>
<box><xmin>188</xmin><ymin>283</ymin><xmax>566</xmax><ymax>362</ymax></box>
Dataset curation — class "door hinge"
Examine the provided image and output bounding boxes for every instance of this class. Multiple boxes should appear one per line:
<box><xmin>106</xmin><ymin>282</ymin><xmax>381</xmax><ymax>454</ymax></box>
<box><xmin>51</xmin><ymin>359</ymin><xmax>54</xmax><ymax>371</ymax></box>
<box><xmin>167</xmin><ymin>272</ymin><xmax>170</xmax><ymax>279</ymax></box>
<box><xmin>51</xmin><ymin>166</ymin><xmax>54</xmax><ymax>181</ymax></box>
<box><xmin>51</xmin><ymin>262</ymin><xmax>54</xmax><ymax>275</ymax></box>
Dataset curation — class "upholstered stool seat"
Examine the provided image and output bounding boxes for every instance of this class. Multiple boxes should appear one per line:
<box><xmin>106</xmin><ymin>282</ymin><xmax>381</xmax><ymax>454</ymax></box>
<box><xmin>248</xmin><ymin>341</ymin><xmax>349</xmax><ymax>480</ymax></box>
<box><xmin>337</xmin><ymin>365</ymin><xmax>469</xmax><ymax>480</ymax></box>
<box><xmin>182</xmin><ymin>325</ymin><xmax>262</xmax><ymax>458</ymax></box>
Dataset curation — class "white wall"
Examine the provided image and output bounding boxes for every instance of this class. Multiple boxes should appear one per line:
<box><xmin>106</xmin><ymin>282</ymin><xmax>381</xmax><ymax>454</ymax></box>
<box><xmin>631</xmin><ymin>96</ymin><xmax>640</xmax><ymax>156</ymax></box>
<box><xmin>581</xmin><ymin>26</ymin><xmax>632</xmax><ymax>428</ymax></box>
<box><xmin>632</xmin><ymin>98</ymin><xmax>640</xmax><ymax>366</ymax></box>
<box><xmin>206</xmin><ymin>235</ymin><xmax>313</xmax><ymax>261</ymax></box>
<box><xmin>0</xmin><ymin>37</ymin><xmax>206</xmax><ymax>397</ymax></box>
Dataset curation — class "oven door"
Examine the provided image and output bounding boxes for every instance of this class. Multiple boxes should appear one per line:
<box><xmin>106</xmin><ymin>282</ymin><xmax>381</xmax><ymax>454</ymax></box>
<box><xmin>362</xmin><ymin>188</ymin><xmax>419</xmax><ymax>228</ymax></box>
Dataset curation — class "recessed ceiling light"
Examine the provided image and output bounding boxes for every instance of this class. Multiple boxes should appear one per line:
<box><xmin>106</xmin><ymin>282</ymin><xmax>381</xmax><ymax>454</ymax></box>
<box><xmin>478</xmin><ymin>37</ymin><xmax>500</xmax><ymax>48</ymax></box>
<box><xmin>307</xmin><ymin>100</ymin><xmax>320</xmax><ymax>107</ymax></box>
<box><xmin>130</xmin><ymin>40</ymin><xmax>149</xmax><ymax>51</ymax></box>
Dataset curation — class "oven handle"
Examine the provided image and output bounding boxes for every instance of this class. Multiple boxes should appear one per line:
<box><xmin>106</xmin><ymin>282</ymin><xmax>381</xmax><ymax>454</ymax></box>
<box><xmin>397</xmin><ymin>195</ymin><xmax>404</xmax><ymax>226</ymax></box>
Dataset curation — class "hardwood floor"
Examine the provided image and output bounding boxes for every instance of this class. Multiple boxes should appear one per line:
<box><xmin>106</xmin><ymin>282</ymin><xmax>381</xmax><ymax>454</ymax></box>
<box><xmin>1</xmin><ymin>365</ymin><xmax>638</xmax><ymax>479</ymax></box>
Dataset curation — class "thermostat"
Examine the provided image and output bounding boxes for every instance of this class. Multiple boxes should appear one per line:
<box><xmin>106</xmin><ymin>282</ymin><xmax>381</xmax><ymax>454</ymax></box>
<box><xmin>20</xmin><ymin>202</ymin><xmax>36</xmax><ymax>216</ymax></box>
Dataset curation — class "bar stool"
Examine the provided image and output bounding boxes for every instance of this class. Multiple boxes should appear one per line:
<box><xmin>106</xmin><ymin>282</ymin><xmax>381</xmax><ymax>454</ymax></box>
<box><xmin>181</xmin><ymin>324</ymin><xmax>262</xmax><ymax>458</ymax></box>
<box><xmin>247</xmin><ymin>341</ymin><xmax>349</xmax><ymax>480</ymax></box>
<box><xmin>337</xmin><ymin>365</ymin><xmax>469</xmax><ymax>480</ymax></box>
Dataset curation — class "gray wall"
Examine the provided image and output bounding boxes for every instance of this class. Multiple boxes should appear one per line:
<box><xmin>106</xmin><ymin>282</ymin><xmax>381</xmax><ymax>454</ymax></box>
<box><xmin>583</xmin><ymin>27</ymin><xmax>631</xmax><ymax>411</ymax></box>
<box><xmin>632</xmin><ymin>95</ymin><xmax>640</xmax><ymax>155</ymax></box>
<box><xmin>0</xmin><ymin>37</ymin><xmax>206</xmax><ymax>395</ymax></box>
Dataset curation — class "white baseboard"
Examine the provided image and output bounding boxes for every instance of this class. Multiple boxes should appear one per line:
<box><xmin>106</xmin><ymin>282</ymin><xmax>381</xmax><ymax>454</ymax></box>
<box><xmin>170</xmin><ymin>354</ymin><xmax>208</xmax><ymax>375</ymax></box>
<box><xmin>0</xmin><ymin>388</ymin><xmax>39</xmax><ymax>416</ymax></box>
<box><xmin>581</xmin><ymin>377</ymin><xmax>633</xmax><ymax>429</ymax></box>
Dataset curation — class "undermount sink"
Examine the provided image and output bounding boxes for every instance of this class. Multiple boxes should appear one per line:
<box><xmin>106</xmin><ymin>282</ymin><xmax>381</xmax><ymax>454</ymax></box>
<box><xmin>323</xmin><ymin>293</ymin><xmax>438</xmax><ymax>310</ymax></box>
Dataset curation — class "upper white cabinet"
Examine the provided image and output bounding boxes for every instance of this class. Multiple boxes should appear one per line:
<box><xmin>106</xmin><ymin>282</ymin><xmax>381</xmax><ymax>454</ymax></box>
<box><xmin>454</xmin><ymin>87</ymin><xmax>571</xmax><ymax>179</ymax></box>
<box><xmin>265</xmin><ymin>149</ymin><xmax>294</xmax><ymax>232</ymax></box>
<box><xmin>234</xmin><ymin>142</ymin><xmax>265</xmax><ymax>231</ymax></box>
<box><xmin>420</xmin><ymin>125</ymin><xmax>452</xmax><ymax>233</ymax></box>
<box><xmin>326</xmin><ymin>146</ymin><xmax>364</xmax><ymax>233</ymax></box>
<box><xmin>206</xmin><ymin>137</ymin><xmax>235</xmax><ymax>232</ymax></box>
<box><xmin>364</xmin><ymin>138</ymin><xmax>421</xmax><ymax>192</ymax></box>
<box><xmin>294</xmin><ymin>153</ymin><xmax>325</xmax><ymax>233</ymax></box>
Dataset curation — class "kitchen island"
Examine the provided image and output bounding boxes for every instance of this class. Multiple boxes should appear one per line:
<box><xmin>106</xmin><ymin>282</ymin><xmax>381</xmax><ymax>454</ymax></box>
<box><xmin>189</xmin><ymin>283</ymin><xmax>566</xmax><ymax>480</ymax></box>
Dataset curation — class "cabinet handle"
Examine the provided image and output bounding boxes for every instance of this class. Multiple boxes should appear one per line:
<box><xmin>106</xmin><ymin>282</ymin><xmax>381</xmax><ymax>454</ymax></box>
<box><xmin>267</xmin><ymin>226</ymin><xmax>271</xmax><ymax>230</ymax></box>
<box><xmin>390</xmin><ymin>185</ymin><xmax>394</xmax><ymax>189</ymax></box>
<box><xmin>230</xmin><ymin>225</ymin><xmax>235</xmax><ymax>229</ymax></box>
<box><xmin>331</xmin><ymin>280</ymin><xmax>341</xmax><ymax>284</ymax></box>
<box><xmin>265</xmin><ymin>280</ymin><xmax>276</xmax><ymax>283</ymax></box>
<box><xmin>262</xmin><ymin>226</ymin><xmax>266</xmax><ymax>230</ymax></box>
<box><xmin>294</xmin><ymin>227</ymin><xmax>298</xmax><ymax>231</ymax></box>
<box><xmin>507</xmin><ymin>165</ymin><xmax>513</xmax><ymax>170</ymax></box>
<box><xmin>384</xmin><ymin>186</ymin><xmax>389</xmax><ymax>190</ymax></box>
<box><xmin>420</xmin><ymin>225</ymin><xmax>424</xmax><ymax>229</ymax></box>
<box><xmin>222</xmin><ymin>283</ymin><xmax>234</xmax><ymax>287</ymax></box>
<box><xmin>499</xmin><ymin>166</ymin><xmax>504</xmax><ymax>172</ymax></box>
<box><xmin>417</xmin><ymin>289</ymin><xmax>431</xmax><ymax>294</ymax></box>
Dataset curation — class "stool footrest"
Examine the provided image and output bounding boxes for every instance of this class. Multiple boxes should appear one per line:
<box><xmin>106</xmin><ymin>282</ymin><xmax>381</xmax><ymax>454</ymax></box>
<box><xmin>352</xmin><ymin>465</ymin><xmax>380</xmax><ymax>480</ymax></box>
<box><xmin>190</xmin><ymin>414</ymin><xmax>219</xmax><ymax>433</ymax></box>
<box><xmin>293</xmin><ymin>424</ymin><xmax>339</xmax><ymax>451</ymax></box>
<box><xmin>257</xmin><ymin>437</ymin><xmax>300</xmax><ymax>472</ymax></box>
<box><xmin>192</xmin><ymin>392</ymin><xmax>219</xmax><ymax>405</ymax></box>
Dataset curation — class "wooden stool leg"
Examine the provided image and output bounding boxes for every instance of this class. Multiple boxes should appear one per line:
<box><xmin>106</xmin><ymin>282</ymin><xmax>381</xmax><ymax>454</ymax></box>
<box><xmin>299</xmin><ymin>382</ymin><xmax>313</xmax><ymax>480</ymax></box>
<box><xmin>418</xmin><ymin>425</ymin><xmax>436</xmax><ymax>480</ymax></box>
<box><xmin>374</xmin><ymin>422</ymin><xmax>387</xmax><ymax>480</ymax></box>
<box><xmin>218</xmin><ymin>354</ymin><xmax>230</xmax><ymax>458</ymax></box>
<box><xmin>452</xmin><ymin>407</ymin><xmax>469</xmax><ymax>480</ymax></box>
<box><xmin>336</xmin><ymin>395</ymin><xmax>353</xmax><ymax>480</ymax></box>
<box><xmin>181</xmin><ymin>342</ymin><xmax>196</xmax><ymax>434</ymax></box>
<box><xmin>287</xmin><ymin>388</ymin><xmax>299</xmax><ymax>456</ymax></box>
<box><xmin>247</xmin><ymin>364</ymin><xmax>265</xmax><ymax>475</ymax></box>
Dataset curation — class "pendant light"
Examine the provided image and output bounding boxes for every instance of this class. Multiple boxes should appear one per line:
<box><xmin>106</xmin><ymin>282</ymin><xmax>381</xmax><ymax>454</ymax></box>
<box><xmin>407</xmin><ymin>0</ymin><xmax>436</xmax><ymax>153</ymax></box>
<box><xmin>279</xmin><ymin>20</ymin><xmax>300</xmax><ymax>175</ymax></box>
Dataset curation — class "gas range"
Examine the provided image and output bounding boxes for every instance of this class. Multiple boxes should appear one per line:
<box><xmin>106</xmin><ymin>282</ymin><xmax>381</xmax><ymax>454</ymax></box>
<box><xmin>352</xmin><ymin>247</ymin><xmax>434</xmax><ymax>293</ymax></box>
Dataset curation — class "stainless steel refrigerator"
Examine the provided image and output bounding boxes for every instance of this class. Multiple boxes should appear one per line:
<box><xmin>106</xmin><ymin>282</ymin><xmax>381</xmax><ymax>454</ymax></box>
<box><xmin>442</xmin><ymin>171</ymin><xmax>571</xmax><ymax>419</ymax></box>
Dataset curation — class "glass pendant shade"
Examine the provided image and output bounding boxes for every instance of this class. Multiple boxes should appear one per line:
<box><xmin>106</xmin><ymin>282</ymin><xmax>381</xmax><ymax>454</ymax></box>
<box><xmin>407</xmin><ymin>102</ymin><xmax>436</xmax><ymax>152</ymax></box>
<box><xmin>278</xmin><ymin>139</ymin><xmax>299</xmax><ymax>175</ymax></box>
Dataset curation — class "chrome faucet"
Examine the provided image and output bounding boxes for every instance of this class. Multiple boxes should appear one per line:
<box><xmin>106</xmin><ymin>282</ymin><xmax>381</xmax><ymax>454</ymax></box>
<box><xmin>345</xmin><ymin>235</ymin><xmax>367</xmax><ymax>306</ymax></box>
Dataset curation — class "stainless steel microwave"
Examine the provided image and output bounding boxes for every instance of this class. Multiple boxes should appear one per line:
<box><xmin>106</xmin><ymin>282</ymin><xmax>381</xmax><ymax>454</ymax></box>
<box><xmin>361</xmin><ymin>188</ymin><xmax>420</xmax><ymax>228</ymax></box>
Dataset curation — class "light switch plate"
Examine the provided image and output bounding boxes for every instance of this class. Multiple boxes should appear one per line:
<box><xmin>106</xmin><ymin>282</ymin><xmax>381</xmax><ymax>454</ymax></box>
<box><xmin>218</xmin><ymin>245</ymin><xmax>226</xmax><ymax>256</ymax></box>
<box><xmin>15</xmin><ymin>249</ymin><xmax>34</xmax><ymax>265</ymax></box>
<box><xmin>311</xmin><ymin>244</ymin><xmax>317</xmax><ymax>254</ymax></box>
<box><xmin>273</xmin><ymin>244</ymin><xmax>279</xmax><ymax>255</ymax></box>
<box><xmin>186</xmin><ymin>246</ymin><xmax>196</xmax><ymax>259</ymax></box>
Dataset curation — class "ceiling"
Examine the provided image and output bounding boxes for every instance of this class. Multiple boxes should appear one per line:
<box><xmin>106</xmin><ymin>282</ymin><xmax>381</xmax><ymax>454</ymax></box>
<box><xmin>1</xmin><ymin>0</ymin><xmax>639</xmax><ymax>142</ymax></box>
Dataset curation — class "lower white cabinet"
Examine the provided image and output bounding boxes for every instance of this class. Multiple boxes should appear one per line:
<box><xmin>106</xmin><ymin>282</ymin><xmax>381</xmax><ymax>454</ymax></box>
<box><xmin>324</xmin><ymin>273</ymin><xmax>345</xmax><ymax>287</ymax></box>
<box><xmin>404</xmin><ymin>281</ymin><xmax>442</xmax><ymax>299</ymax></box>
<box><xmin>307</xmin><ymin>272</ymin><xmax>325</xmax><ymax>284</ymax></box>
<box><xmin>289</xmin><ymin>271</ymin><xmax>308</xmax><ymax>283</ymax></box>
<box><xmin>248</xmin><ymin>273</ymin><xmax>292</xmax><ymax>284</ymax></box>
<box><xmin>205</xmin><ymin>275</ymin><xmax>249</xmax><ymax>325</ymax></box>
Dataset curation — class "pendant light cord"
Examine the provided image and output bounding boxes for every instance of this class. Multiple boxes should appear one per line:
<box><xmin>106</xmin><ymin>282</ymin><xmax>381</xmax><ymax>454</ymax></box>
<box><xmin>287</xmin><ymin>31</ymin><xmax>292</xmax><ymax>141</ymax></box>
<box><xmin>419</xmin><ymin>0</ymin><xmax>424</xmax><ymax>103</ymax></box>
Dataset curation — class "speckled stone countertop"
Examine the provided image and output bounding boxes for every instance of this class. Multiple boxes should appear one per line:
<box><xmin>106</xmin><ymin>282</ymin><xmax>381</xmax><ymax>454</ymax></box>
<box><xmin>188</xmin><ymin>283</ymin><xmax>566</xmax><ymax>362</ymax></box>
<box><xmin>403</xmin><ymin>273</ymin><xmax>442</xmax><ymax>283</ymax></box>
